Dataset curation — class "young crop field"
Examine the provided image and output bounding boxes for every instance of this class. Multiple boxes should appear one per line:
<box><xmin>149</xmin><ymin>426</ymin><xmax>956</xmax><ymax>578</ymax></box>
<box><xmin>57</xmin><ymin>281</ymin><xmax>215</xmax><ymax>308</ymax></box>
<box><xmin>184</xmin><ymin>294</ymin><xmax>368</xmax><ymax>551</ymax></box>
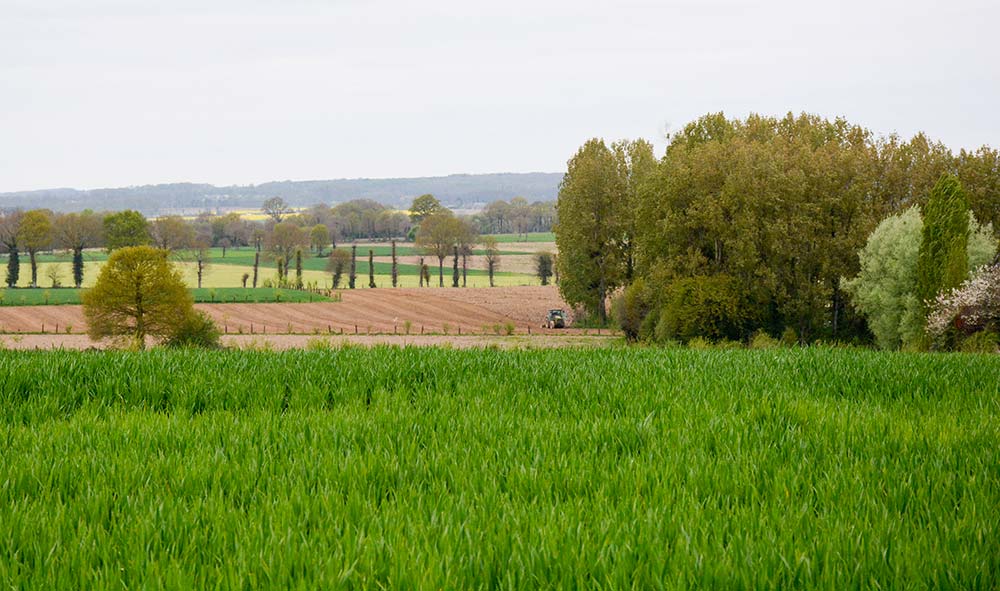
<box><xmin>0</xmin><ymin>347</ymin><xmax>997</xmax><ymax>588</ymax></box>
<box><xmin>487</xmin><ymin>231</ymin><xmax>556</xmax><ymax>243</ymax></box>
<box><xmin>10</xmin><ymin>252</ymin><xmax>538</xmax><ymax>291</ymax></box>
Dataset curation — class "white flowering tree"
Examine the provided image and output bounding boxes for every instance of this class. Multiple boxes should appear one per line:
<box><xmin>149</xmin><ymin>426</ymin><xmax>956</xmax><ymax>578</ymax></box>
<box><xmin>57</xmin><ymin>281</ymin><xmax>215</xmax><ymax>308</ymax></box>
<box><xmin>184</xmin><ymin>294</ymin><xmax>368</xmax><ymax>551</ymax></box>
<box><xmin>926</xmin><ymin>264</ymin><xmax>1000</xmax><ymax>348</ymax></box>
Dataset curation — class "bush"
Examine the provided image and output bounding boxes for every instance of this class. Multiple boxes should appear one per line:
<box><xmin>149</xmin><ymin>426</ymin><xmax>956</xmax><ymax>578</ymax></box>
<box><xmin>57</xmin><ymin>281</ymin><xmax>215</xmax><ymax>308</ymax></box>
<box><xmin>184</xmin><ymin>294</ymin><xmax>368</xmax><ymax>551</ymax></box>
<box><xmin>164</xmin><ymin>311</ymin><xmax>221</xmax><ymax>349</ymax></box>
<box><xmin>780</xmin><ymin>327</ymin><xmax>799</xmax><ymax>347</ymax></box>
<box><xmin>960</xmin><ymin>331</ymin><xmax>998</xmax><ymax>354</ymax></box>
<box><xmin>749</xmin><ymin>331</ymin><xmax>781</xmax><ymax>349</ymax></box>
<box><xmin>612</xmin><ymin>278</ymin><xmax>650</xmax><ymax>342</ymax></box>
<box><xmin>927</xmin><ymin>264</ymin><xmax>1000</xmax><ymax>350</ymax></box>
<box><xmin>654</xmin><ymin>275</ymin><xmax>744</xmax><ymax>343</ymax></box>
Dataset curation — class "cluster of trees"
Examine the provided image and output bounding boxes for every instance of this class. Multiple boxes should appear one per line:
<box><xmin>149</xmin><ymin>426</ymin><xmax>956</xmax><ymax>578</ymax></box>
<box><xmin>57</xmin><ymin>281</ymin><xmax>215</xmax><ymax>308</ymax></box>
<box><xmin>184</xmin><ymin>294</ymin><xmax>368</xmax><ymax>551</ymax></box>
<box><xmin>557</xmin><ymin>112</ymin><xmax>999</xmax><ymax>348</ymax></box>
<box><xmin>470</xmin><ymin>198</ymin><xmax>556</xmax><ymax>237</ymax></box>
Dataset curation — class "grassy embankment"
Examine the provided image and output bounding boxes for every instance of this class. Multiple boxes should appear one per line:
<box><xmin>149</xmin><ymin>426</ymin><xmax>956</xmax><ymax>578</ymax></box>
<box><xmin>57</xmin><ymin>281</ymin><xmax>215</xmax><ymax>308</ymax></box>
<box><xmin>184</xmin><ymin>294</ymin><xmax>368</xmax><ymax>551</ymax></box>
<box><xmin>0</xmin><ymin>346</ymin><xmax>997</xmax><ymax>588</ymax></box>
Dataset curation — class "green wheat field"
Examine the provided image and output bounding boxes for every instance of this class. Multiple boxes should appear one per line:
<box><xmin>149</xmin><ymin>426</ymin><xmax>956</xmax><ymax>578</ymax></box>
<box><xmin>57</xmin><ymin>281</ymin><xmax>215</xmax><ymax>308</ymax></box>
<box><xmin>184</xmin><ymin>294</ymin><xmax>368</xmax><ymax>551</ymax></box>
<box><xmin>1</xmin><ymin>346</ymin><xmax>997</xmax><ymax>588</ymax></box>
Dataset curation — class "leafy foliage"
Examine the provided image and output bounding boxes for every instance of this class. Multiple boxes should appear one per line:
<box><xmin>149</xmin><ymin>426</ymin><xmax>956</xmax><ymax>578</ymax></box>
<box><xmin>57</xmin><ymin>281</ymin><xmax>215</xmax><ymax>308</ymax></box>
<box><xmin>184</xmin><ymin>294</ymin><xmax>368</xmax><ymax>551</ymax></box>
<box><xmin>163</xmin><ymin>310</ymin><xmax>221</xmax><ymax>349</ymax></box>
<box><xmin>81</xmin><ymin>246</ymin><xmax>194</xmax><ymax>348</ymax></box>
<box><xmin>916</xmin><ymin>175</ymin><xmax>969</xmax><ymax>311</ymax></box>
<box><xmin>103</xmin><ymin>210</ymin><xmax>151</xmax><ymax>251</ymax></box>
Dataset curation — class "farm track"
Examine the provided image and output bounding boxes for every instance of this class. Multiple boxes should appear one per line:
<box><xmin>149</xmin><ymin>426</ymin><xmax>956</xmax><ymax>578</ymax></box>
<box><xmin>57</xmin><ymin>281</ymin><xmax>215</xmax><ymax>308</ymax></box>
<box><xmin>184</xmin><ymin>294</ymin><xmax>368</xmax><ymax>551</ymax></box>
<box><xmin>0</xmin><ymin>286</ymin><xmax>600</xmax><ymax>341</ymax></box>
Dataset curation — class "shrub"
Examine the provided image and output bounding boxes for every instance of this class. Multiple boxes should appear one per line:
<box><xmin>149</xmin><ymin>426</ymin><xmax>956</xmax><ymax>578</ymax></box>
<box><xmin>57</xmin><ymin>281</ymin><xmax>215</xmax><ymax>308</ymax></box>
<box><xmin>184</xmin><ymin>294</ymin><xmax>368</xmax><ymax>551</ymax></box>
<box><xmin>655</xmin><ymin>275</ymin><xmax>744</xmax><ymax>343</ymax></box>
<box><xmin>612</xmin><ymin>278</ymin><xmax>650</xmax><ymax>342</ymax></box>
<box><xmin>927</xmin><ymin>264</ymin><xmax>1000</xmax><ymax>349</ymax></box>
<box><xmin>781</xmin><ymin>327</ymin><xmax>799</xmax><ymax>347</ymax></box>
<box><xmin>749</xmin><ymin>331</ymin><xmax>781</xmax><ymax>349</ymax></box>
<box><xmin>503</xmin><ymin>321</ymin><xmax>515</xmax><ymax>336</ymax></box>
<box><xmin>163</xmin><ymin>311</ymin><xmax>221</xmax><ymax>349</ymax></box>
<box><xmin>959</xmin><ymin>331</ymin><xmax>998</xmax><ymax>354</ymax></box>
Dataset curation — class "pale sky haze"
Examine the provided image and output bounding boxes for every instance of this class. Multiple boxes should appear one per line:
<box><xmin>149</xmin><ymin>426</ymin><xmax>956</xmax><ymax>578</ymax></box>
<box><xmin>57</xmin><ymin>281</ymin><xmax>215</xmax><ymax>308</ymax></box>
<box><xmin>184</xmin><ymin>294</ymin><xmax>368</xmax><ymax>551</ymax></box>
<box><xmin>1</xmin><ymin>0</ymin><xmax>997</xmax><ymax>192</ymax></box>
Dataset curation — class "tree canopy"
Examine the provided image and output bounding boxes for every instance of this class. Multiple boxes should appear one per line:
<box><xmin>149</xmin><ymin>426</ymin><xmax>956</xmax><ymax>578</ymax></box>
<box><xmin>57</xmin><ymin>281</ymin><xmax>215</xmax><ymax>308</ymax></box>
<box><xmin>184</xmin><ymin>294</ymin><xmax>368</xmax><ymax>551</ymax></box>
<box><xmin>104</xmin><ymin>210</ymin><xmax>151</xmax><ymax>251</ymax></box>
<box><xmin>81</xmin><ymin>246</ymin><xmax>195</xmax><ymax>348</ymax></box>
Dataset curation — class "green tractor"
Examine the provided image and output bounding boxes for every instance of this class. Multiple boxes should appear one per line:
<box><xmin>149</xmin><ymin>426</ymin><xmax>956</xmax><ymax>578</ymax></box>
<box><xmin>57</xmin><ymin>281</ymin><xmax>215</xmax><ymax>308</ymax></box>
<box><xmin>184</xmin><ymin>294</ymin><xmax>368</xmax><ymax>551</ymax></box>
<box><xmin>543</xmin><ymin>309</ymin><xmax>567</xmax><ymax>329</ymax></box>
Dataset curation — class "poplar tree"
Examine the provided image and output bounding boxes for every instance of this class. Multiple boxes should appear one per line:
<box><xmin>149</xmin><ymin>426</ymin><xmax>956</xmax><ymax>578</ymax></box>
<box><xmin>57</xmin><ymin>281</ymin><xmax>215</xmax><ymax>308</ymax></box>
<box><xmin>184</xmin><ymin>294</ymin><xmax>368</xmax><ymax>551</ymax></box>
<box><xmin>917</xmin><ymin>175</ymin><xmax>970</xmax><ymax>311</ymax></box>
<box><xmin>555</xmin><ymin>139</ymin><xmax>624</xmax><ymax>323</ymax></box>
<box><xmin>391</xmin><ymin>240</ymin><xmax>398</xmax><ymax>287</ymax></box>
<box><xmin>349</xmin><ymin>245</ymin><xmax>357</xmax><ymax>289</ymax></box>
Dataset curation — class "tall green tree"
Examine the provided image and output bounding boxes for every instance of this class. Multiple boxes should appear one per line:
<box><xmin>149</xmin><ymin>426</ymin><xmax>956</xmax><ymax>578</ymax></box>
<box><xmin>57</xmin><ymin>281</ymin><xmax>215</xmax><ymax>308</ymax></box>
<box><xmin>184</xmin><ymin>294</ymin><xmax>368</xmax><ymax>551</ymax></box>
<box><xmin>611</xmin><ymin>139</ymin><xmax>656</xmax><ymax>281</ymax></box>
<box><xmin>81</xmin><ymin>246</ymin><xmax>194</xmax><ymax>349</ymax></box>
<box><xmin>0</xmin><ymin>211</ymin><xmax>22</xmax><ymax>288</ymax></box>
<box><xmin>151</xmin><ymin>216</ymin><xmax>195</xmax><ymax>251</ymax></box>
<box><xmin>327</xmin><ymin>248</ymin><xmax>350</xmax><ymax>289</ymax></box>
<box><xmin>416</xmin><ymin>211</ymin><xmax>463</xmax><ymax>287</ymax></box>
<box><xmin>266</xmin><ymin>222</ymin><xmax>307</xmax><ymax>273</ymax></box>
<box><xmin>535</xmin><ymin>251</ymin><xmax>554</xmax><ymax>286</ymax></box>
<box><xmin>391</xmin><ymin>240</ymin><xmax>398</xmax><ymax>288</ymax></box>
<box><xmin>310</xmin><ymin>224</ymin><xmax>330</xmax><ymax>256</ymax></box>
<box><xmin>555</xmin><ymin>139</ymin><xmax>624</xmax><ymax>323</ymax></box>
<box><xmin>349</xmin><ymin>245</ymin><xmax>357</xmax><ymax>289</ymax></box>
<box><xmin>54</xmin><ymin>210</ymin><xmax>103</xmax><ymax>287</ymax></box>
<box><xmin>17</xmin><ymin>209</ymin><xmax>53</xmax><ymax>288</ymax></box>
<box><xmin>104</xmin><ymin>210</ymin><xmax>151</xmax><ymax>251</ymax></box>
<box><xmin>917</xmin><ymin>175</ymin><xmax>970</xmax><ymax>311</ymax></box>
<box><xmin>409</xmin><ymin>194</ymin><xmax>443</xmax><ymax>224</ymax></box>
<box><xmin>482</xmin><ymin>236</ymin><xmax>500</xmax><ymax>287</ymax></box>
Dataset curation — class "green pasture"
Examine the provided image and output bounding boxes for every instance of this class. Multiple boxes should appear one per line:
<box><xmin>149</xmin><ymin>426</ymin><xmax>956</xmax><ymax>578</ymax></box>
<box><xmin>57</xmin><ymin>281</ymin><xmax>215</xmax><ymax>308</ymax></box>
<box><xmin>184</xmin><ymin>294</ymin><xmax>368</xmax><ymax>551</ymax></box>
<box><xmin>5</xmin><ymin>258</ymin><xmax>539</xmax><ymax>292</ymax></box>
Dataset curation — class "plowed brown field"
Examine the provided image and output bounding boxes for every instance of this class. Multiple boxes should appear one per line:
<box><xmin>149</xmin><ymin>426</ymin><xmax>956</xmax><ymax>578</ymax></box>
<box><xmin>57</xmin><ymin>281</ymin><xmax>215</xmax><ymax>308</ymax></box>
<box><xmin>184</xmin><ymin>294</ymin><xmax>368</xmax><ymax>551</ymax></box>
<box><xmin>0</xmin><ymin>286</ymin><xmax>596</xmax><ymax>337</ymax></box>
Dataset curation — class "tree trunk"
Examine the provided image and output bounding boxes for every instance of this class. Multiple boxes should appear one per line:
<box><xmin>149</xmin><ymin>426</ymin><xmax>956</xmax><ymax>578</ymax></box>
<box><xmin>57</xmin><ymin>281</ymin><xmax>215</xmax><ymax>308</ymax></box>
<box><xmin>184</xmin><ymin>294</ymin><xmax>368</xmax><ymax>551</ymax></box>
<box><xmin>597</xmin><ymin>276</ymin><xmax>607</xmax><ymax>325</ymax></box>
<box><xmin>452</xmin><ymin>246</ymin><xmax>459</xmax><ymax>288</ymax></box>
<box><xmin>488</xmin><ymin>262</ymin><xmax>494</xmax><ymax>287</ymax></box>
<box><xmin>437</xmin><ymin>256</ymin><xmax>444</xmax><ymax>287</ymax></box>
<box><xmin>462</xmin><ymin>253</ymin><xmax>467</xmax><ymax>287</ymax></box>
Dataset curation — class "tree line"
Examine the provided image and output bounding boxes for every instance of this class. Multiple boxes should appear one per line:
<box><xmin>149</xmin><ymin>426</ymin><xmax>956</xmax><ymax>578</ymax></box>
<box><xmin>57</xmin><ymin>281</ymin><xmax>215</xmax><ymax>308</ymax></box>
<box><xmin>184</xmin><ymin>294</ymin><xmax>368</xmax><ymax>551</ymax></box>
<box><xmin>0</xmin><ymin>193</ymin><xmax>559</xmax><ymax>291</ymax></box>
<box><xmin>557</xmin><ymin>112</ymin><xmax>999</xmax><ymax>349</ymax></box>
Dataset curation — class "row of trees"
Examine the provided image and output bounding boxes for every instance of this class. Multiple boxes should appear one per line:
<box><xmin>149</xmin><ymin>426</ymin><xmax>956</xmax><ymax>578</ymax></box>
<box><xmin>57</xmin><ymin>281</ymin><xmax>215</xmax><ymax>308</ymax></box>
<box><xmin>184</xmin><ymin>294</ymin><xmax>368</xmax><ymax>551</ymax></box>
<box><xmin>557</xmin><ymin>112</ymin><xmax>999</xmax><ymax>347</ymax></box>
<box><xmin>0</xmin><ymin>193</ymin><xmax>533</xmax><ymax>291</ymax></box>
<box><xmin>470</xmin><ymin>198</ymin><xmax>556</xmax><ymax>237</ymax></box>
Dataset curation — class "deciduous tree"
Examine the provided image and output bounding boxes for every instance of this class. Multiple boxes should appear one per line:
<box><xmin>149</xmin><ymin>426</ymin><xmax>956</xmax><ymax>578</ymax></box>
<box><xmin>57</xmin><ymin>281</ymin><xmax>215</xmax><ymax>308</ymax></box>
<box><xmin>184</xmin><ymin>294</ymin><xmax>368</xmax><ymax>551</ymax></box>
<box><xmin>104</xmin><ymin>210</ymin><xmax>150</xmax><ymax>251</ymax></box>
<box><xmin>482</xmin><ymin>236</ymin><xmax>500</xmax><ymax>287</ymax></box>
<box><xmin>81</xmin><ymin>246</ymin><xmax>195</xmax><ymax>348</ymax></box>
<box><xmin>409</xmin><ymin>194</ymin><xmax>443</xmax><ymax>223</ymax></box>
<box><xmin>17</xmin><ymin>209</ymin><xmax>53</xmax><ymax>288</ymax></box>
<box><xmin>54</xmin><ymin>210</ymin><xmax>103</xmax><ymax>287</ymax></box>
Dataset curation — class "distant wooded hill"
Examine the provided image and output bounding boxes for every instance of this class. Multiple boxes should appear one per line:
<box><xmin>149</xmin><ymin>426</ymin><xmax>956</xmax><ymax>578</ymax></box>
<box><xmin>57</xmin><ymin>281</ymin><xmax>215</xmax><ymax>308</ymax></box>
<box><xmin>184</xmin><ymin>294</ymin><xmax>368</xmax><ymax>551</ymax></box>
<box><xmin>0</xmin><ymin>172</ymin><xmax>562</xmax><ymax>214</ymax></box>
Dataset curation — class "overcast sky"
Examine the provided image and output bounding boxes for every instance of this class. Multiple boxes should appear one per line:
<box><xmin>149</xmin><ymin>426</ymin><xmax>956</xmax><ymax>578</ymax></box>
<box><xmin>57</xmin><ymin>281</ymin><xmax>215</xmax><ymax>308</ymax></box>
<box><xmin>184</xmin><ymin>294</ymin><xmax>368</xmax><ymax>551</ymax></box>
<box><xmin>1</xmin><ymin>0</ymin><xmax>997</xmax><ymax>192</ymax></box>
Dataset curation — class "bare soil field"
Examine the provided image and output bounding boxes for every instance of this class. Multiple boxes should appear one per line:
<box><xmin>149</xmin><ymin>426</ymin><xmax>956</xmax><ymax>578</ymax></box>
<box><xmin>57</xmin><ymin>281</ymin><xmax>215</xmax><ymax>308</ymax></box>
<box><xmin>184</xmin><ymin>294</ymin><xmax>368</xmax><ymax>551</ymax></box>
<box><xmin>0</xmin><ymin>286</ymin><xmax>607</xmax><ymax>344</ymax></box>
